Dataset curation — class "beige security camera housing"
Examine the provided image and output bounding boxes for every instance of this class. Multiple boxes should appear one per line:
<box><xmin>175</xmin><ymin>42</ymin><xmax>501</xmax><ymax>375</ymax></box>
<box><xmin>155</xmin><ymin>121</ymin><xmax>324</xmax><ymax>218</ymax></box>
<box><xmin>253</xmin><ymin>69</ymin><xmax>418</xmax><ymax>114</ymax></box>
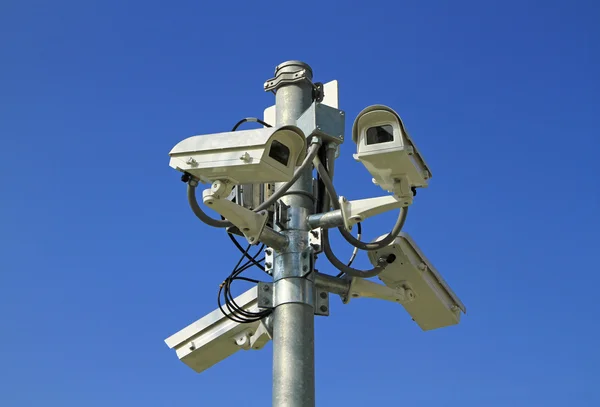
<box><xmin>352</xmin><ymin>105</ymin><xmax>431</xmax><ymax>204</ymax></box>
<box><xmin>164</xmin><ymin>287</ymin><xmax>271</xmax><ymax>374</ymax></box>
<box><xmin>169</xmin><ymin>126</ymin><xmax>307</xmax><ymax>184</ymax></box>
<box><xmin>367</xmin><ymin>232</ymin><xmax>466</xmax><ymax>331</ymax></box>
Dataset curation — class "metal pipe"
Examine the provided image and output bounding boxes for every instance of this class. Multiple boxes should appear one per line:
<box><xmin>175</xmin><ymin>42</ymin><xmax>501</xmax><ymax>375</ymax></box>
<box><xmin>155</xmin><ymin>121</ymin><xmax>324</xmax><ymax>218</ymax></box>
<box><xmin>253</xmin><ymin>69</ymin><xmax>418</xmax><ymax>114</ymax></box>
<box><xmin>270</xmin><ymin>60</ymin><xmax>315</xmax><ymax>407</ymax></box>
<box><xmin>307</xmin><ymin>210</ymin><xmax>344</xmax><ymax>230</ymax></box>
<box><xmin>259</xmin><ymin>227</ymin><xmax>288</xmax><ymax>252</ymax></box>
<box><xmin>314</xmin><ymin>272</ymin><xmax>351</xmax><ymax>299</ymax></box>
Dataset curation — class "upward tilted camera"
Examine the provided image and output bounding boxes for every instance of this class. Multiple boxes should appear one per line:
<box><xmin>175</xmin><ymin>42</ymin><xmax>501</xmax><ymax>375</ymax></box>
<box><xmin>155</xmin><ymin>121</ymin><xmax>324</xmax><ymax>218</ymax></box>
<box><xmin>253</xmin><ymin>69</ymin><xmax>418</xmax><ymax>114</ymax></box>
<box><xmin>169</xmin><ymin>126</ymin><xmax>307</xmax><ymax>185</ymax></box>
<box><xmin>352</xmin><ymin>105</ymin><xmax>431</xmax><ymax>205</ymax></box>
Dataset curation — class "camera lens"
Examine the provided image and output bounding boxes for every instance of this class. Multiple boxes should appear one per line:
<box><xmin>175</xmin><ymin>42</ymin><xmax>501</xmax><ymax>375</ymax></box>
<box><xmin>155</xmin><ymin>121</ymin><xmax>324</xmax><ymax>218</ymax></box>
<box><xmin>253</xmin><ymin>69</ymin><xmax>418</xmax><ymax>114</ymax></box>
<box><xmin>366</xmin><ymin>125</ymin><xmax>394</xmax><ymax>145</ymax></box>
<box><xmin>269</xmin><ymin>140</ymin><xmax>290</xmax><ymax>166</ymax></box>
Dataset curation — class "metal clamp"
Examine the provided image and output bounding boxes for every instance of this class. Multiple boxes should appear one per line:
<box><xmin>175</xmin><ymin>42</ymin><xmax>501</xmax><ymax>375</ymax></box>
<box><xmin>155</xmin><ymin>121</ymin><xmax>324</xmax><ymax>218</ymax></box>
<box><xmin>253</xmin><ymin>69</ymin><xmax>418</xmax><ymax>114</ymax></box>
<box><xmin>264</xmin><ymin>247</ymin><xmax>274</xmax><ymax>275</ymax></box>
<box><xmin>309</xmin><ymin>228</ymin><xmax>323</xmax><ymax>253</ymax></box>
<box><xmin>264</xmin><ymin>70</ymin><xmax>324</xmax><ymax>102</ymax></box>
<box><xmin>264</xmin><ymin>68</ymin><xmax>322</xmax><ymax>95</ymax></box>
<box><xmin>314</xmin><ymin>288</ymin><xmax>330</xmax><ymax>316</ymax></box>
<box><xmin>258</xmin><ymin>280</ymin><xmax>329</xmax><ymax>316</ymax></box>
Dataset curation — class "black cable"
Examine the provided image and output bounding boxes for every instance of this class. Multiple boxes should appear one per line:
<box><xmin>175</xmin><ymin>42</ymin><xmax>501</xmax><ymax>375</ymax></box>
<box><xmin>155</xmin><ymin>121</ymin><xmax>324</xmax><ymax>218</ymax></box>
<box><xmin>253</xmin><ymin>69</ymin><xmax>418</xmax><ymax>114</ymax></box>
<box><xmin>220</xmin><ymin>245</ymin><xmax>259</xmax><ymax>320</ymax></box>
<box><xmin>232</xmin><ymin>117</ymin><xmax>272</xmax><ymax>131</ymax></box>
<box><xmin>218</xmin><ymin>240</ymin><xmax>272</xmax><ymax>323</ymax></box>
<box><xmin>336</xmin><ymin>222</ymin><xmax>363</xmax><ymax>277</ymax></box>
<box><xmin>215</xmin><ymin>117</ymin><xmax>278</xmax><ymax>323</ymax></box>
<box><xmin>228</xmin><ymin>233</ymin><xmax>265</xmax><ymax>270</ymax></box>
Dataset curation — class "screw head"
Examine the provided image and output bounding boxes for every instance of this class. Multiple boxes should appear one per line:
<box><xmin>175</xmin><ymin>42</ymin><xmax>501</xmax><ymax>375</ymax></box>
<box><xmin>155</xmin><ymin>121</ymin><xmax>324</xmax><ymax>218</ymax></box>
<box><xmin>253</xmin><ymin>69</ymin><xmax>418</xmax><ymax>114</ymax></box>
<box><xmin>320</xmin><ymin>292</ymin><xmax>327</xmax><ymax>299</ymax></box>
<box><xmin>302</xmin><ymin>252</ymin><xmax>308</xmax><ymax>259</ymax></box>
<box><xmin>302</xmin><ymin>265</ymin><xmax>308</xmax><ymax>272</ymax></box>
<box><xmin>320</xmin><ymin>305</ymin><xmax>328</xmax><ymax>313</ymax></box>
<box><xmin>262</xmin><ymin>285</ymin><xmax>270</xmax><ymax>291</ymax></box>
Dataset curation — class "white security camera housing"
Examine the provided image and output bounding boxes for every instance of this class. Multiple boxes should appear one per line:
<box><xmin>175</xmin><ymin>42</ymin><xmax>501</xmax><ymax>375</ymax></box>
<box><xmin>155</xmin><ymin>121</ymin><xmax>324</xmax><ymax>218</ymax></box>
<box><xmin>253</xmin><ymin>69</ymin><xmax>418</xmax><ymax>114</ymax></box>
<box><xmin>352</xmin><ymin>105</ymin><xmax>431</xmax><ymax>203</ymax></box>
<box><xmin>367</xmin><ymin>232</ymin><xmax>466</xmax><ymax>331</ymax></box>
<box><xmin>164</xmin><ymin>286</ymin><xmax>271</xmax><ymax>373</ymax></box>
<box><xmin>169</xmin><ymin>126</ymin><xmax>307</xmax><ymax>185</ymax></box>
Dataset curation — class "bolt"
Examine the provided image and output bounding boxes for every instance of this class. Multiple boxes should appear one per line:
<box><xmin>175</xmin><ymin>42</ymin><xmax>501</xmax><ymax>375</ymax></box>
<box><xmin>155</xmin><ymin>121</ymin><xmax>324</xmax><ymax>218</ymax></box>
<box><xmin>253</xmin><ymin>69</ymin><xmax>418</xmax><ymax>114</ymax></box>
<box><xmin>320</xmin><ymin>292</ymin><xmax>327</xmax><ymax>299</ymax></box>
<box><xmin>189</xmin><ymin>342</ymin><xmax>196</xmax><ymax>351</ymax></box>
<box><xmin>320</xmin><ymin>305</ymin><xmax>328</xmax><ymax>313</ymax></box>
<box><xmin>310</xmin><ymin>230</ymin><xmax>319</xmax><ymax>237</ymax></box>
<box><xmin>265</xmin><ymin>262</ymin><xmax>272</xmax><ymax>268</ymax></box>
<box><xmin>265</xmin><ymin>249</ymin><xmax>272</xmax><ymax>255</ymax></box>
<box><xmin>339</xmin><ymin>111</ymin><xmax>345</xmax><ymax>116</ymax></box>
<box><xmin>302</xmin><ymin>265</ymin><xmax>308</xmax><ymax>272</ymax></box>
<box><xmin>249</xmin><ymin>237</ymin><xmax>255</xmax><ymax>242</ymax></box>
<box><xmin>302</xmin><ymin>252</ymin><xmax>308</xmax><ymax>259</ymax></box>
<box><xmin>262</xmin><ymin>285</ymin><xmax>270</xmax><ymax>291</ymax></box>
<box><xmin>352</xmin><ymin>293</ymin><xmax>359</xmax><ymax>298</ymax></box>
<box><xmin>262</xmin><ymin>299</ymin><xmax>270</xmax><ymax>305</ymax></box>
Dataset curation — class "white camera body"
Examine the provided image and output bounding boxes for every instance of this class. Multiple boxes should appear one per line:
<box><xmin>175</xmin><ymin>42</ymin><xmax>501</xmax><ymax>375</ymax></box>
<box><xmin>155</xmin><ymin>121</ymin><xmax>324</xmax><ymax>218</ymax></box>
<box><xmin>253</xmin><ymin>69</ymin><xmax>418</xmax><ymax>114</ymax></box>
<box><xmin>368</xmin><ymin>232</ymin><xmax>466</xmax><ymax>331</ymax></box>
<box><xmin>352</xmin><ymin>105</ymin><xmax>431</xmax><ymax>204</ymax></box>
<box><xmin>169</xmin><ymin>126</ymin><xmax>307</xmax><ymax>185</ymax></box>
<box><xmin>164</xmin><ymin>286</ymin><xmax>271</xmax><ymax>374</ymax></box>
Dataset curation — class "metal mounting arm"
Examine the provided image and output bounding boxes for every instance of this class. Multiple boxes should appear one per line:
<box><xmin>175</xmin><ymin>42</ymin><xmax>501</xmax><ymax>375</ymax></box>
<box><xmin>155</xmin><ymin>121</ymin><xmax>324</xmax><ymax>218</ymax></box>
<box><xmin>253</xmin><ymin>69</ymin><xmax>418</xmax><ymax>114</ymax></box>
<box><xmin>314</xmin><ymin>272</ymin><xmax>416</xmax><ymax>305</ymax></box>
<box><xmin>202</xmin><ymin>180</ymin><xmax>287</xmax><ymax>250</ymax></box>
<box><xmin>308</xmin><ymin>195</ymin><xmax>405</xmax><ymax>231</ymax></box>
<box><xmin>344</xmin><ymin>277</ymin><xmax>415</xmax><ymax>304</ymax></box>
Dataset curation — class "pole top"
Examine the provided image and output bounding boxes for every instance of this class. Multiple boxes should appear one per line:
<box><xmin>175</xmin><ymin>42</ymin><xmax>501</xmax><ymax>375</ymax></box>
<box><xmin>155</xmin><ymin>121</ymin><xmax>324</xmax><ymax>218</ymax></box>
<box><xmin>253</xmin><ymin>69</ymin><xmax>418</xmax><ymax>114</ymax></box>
<box><xmin>275</xmin><ymin>61</ymin><xmax>313</xmax><ymax>80</ymax></box>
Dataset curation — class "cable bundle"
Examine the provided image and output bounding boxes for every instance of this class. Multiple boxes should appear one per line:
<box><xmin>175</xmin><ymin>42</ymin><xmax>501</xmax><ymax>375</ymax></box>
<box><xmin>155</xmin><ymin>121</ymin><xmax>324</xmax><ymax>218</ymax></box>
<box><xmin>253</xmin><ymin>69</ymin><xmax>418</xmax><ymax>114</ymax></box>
<box><xmin>217</xmin><ymin>239</ymin><xmax>272</xmax><ymax>323</ymax></box>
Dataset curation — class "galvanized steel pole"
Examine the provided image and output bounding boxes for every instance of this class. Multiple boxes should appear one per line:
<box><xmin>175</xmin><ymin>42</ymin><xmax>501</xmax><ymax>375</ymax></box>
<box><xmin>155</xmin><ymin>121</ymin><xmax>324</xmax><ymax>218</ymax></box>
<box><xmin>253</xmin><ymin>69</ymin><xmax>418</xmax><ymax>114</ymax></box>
<box><xmin>271</xmin><ymin>61</ymin><xmax>316</xmax><ymax>407</ymax></box>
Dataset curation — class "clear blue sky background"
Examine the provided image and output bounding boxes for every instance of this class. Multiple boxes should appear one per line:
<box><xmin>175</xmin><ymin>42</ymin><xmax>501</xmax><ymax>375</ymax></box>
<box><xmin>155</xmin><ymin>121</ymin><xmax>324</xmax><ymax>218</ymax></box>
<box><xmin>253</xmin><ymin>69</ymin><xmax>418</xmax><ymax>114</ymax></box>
<box><xmin>1</xmin><ymin>1</ymin><xmax>599</xmax><ymax>406</ymax></box>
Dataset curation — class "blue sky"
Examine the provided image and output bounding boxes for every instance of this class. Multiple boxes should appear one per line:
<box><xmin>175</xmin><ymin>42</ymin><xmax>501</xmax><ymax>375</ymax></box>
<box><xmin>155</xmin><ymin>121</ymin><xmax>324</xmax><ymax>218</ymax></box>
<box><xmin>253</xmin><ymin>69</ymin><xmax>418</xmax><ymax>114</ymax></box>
<box><xmin>1</xmin><ymin>1</ymin><xmax>599</xmax><ymax>406</ymax></box>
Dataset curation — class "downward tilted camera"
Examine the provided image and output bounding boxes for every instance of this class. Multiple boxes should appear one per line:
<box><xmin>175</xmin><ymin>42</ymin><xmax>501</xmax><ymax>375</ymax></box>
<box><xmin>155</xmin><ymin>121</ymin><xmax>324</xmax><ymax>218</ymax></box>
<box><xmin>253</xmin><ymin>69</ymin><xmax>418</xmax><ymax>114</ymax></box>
<box><xmin>352</xmin><ymin>105</ymin><xmax>431</xmax><ymax>205</ymax></box>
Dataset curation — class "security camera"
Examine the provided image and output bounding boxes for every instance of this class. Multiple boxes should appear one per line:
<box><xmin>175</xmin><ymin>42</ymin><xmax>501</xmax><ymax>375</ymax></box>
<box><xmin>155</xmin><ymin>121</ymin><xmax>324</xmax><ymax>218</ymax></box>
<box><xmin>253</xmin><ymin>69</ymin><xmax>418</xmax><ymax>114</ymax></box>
<box><xmin>164</xmin><ymin>286</ymin><xmax>271</xmax><ymax>374</ymax></box>
<box><xmin>169</xmin><ymin>126</ymin><xmax>307</xmax><ymax>185</ymax></box>
<box><xmin>352</xmin><ymin>105</ymin><xmax>431</xmax><ymax>205</ymax></box>
<box><xmin>367</xmin><ymin>232</ymin><xmax>466</xmax><ymax>331</ymax></box>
